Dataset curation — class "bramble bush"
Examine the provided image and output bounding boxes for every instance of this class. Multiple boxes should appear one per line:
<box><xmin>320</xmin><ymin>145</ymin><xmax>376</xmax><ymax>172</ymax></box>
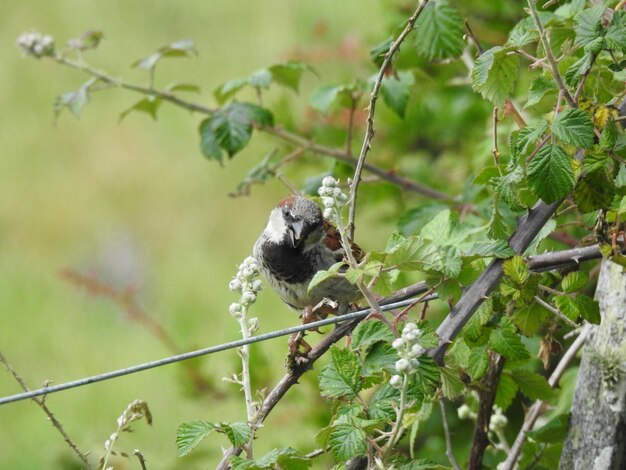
<box><xmin>15</xmin><ymin>0</ymin><xmax>626</xmax><ymax>468</ymax></box>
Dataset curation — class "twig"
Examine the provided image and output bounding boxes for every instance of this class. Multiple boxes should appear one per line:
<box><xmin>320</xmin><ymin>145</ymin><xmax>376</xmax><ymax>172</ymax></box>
<box><xmin>573</xmin><ymin>51</ymin><xmax>599</xmax><ymax>103</ymax></box>
<box><xmin>440</xmin><ymin>398</ymin><xmax>462</xmax><ymax>470</ymax></box>
<box><xmin>526</xmin><ymin>0</ymin><xmax>576</xmax><ymax>108</ymax></box>
<box><xmin>236</xmin><ymin>304</ymin><xmax>256</xmax><ymax>458</ymax></box>
<box><xmin>52</xmin><ymin>55</ymin><xmax>449</xmax><ymax>201</ymax></box>
<box><xmin>500</xmin><ymin>325</ymin><xmax>590</xmax><ymax>470</ymax></box>
<box><xmin>533</xmin><ymin>295</ymin><xmax>579</xmax><ymax>328</ymax></box>
<box><xmin>380</xmin><ymin>374</ymin><xmax>410</xmax><ymax>458</ymax></box>
<box><xmin>492</xmin><ymin>107</ymin><xmax>502</xmax><ymax>172</ymax></box>
<box><xmin>0</xmin><ymin>350</ymin><xmax>92</xmax><ymax>469</ymax></box>
<box><xmin>305</xmin><ymin>448</ymin><xmax>325</xmax><ymax>459</ymax></box>
<box><xmin>347</xmin><ymin>0</ymin><xmax>432</xmax><ymax>240</ymax></box>
<box><xmin>464</xmin><ymin>20</ymin><xmax>485</xmax><ymax>54</ymax></box>
<box><xmin>468</xmin><ymin>353</ymin><xmax>506</xmax><ymax>469</ymax></box>
<box><xmin>134</xmin><ymin>450</ymin><xmax>148</xmax><ymax>470</ymax></box>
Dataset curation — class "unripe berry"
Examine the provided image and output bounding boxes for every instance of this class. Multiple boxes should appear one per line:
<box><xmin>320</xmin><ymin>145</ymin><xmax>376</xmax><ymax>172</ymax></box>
<box><xmin>395</xmin><ymin>358</ymin><xmax>411</xmax><ymax>373</ymax></box>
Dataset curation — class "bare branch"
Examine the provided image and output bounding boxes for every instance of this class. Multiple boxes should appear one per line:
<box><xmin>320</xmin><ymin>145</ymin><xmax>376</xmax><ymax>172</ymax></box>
<box><xmin>534</xmin><ymin>295</ymin><xmax>580</xmax><ymax>328</ymax></box>
<box><xmin>348</xmin><ymin>0</ymin><xmax>432</xmax><ymax>239</ymax></box>
<box><xmin>0</xmin><ymin>350</ymin><xmax>92</xmax><ymax>469</ymax></box>
<box><xmin>440</xmin><ymin>398</ymin><xmax>463</xmax><ymax>470</ymax></box>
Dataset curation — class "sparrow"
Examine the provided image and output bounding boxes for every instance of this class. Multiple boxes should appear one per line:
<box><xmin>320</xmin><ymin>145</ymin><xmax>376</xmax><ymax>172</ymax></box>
<box><xmin>253</xmin><ymin>196</ymin><xmax>363</xmax><ymax>317</ymax></box>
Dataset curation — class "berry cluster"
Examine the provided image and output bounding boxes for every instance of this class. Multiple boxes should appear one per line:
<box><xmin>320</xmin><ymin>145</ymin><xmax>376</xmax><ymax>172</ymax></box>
<box><xmin>229</xmin><ymin>256</ymin><xmax>263</xmax><ymax>326</ymax></box>
<box><xmin>16</xmin><ymin>31</ymin><xmax>55</xmax><ymax>58</ymax></box>
<box><xmin>389</xmin><ymin>322</ymin><xmax>425</xmax><ymax>388</ymax></box>
<box><xmin>317</xmin><ymin>176</ymin><xmax>348</xmax><ymax>221</ymax></box>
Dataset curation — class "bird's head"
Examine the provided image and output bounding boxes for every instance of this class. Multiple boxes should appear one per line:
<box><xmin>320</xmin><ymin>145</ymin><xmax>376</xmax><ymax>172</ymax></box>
<box><xmin>265</xmin><ymin>196</ymin><xmax>324</xmax><ymax>250</ymax></box>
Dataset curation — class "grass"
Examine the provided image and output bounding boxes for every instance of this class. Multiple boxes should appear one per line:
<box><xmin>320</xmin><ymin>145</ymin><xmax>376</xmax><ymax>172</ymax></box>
<box><xmin>0</xmin><ymin>0</ymin><xmax>397</xmax><ymax>467</ymax></box>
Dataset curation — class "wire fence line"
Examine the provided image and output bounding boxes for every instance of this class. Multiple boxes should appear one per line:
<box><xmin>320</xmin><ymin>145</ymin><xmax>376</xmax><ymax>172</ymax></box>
<box><xmin>0</xmin><ymin>296</ymin><xmax>437</xmax><ymax>406</ymax></box>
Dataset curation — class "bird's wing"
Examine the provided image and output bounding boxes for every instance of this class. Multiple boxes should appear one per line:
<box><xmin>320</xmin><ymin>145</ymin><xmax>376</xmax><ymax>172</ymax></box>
<box><xmin>322</xmin><ymin>220</ymin><xmax>364</xmax><ymax>263</ymax></box>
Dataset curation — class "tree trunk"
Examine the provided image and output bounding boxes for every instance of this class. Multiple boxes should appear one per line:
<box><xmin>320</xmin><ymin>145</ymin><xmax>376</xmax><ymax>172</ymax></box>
<box><xmin>560</xmin><ymin>259</ymin><xmax>626</xmax><ymax>470</ymax></box>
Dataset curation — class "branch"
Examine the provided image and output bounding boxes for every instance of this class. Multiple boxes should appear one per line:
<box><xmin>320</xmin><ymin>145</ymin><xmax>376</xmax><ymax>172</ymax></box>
<box><xmin>500</xmin><ymin>325</ymin><xmax>590</xmax><ymax>470</ymax></box>
<box><xmin>347</xmin><ymin>0</ymin><xmax>432</xmax><ymax>239</ymax></box>
<box><xmin>52</xmin><ymin>56</ymin><xmax>448</xmax><ymax>201</ymax></box>
<box><xmin>468</xmin><ymin>353</ymin><xmax>505</xmax><ymax>469</ymax></box>
<box><xmin>0</xmin><ymin>350</ymin><xmax>92</xmax><ymax>469</ymax></box>
<box><xmin>440</xmin><ymin>398</ymin><xmax>463</xmax><ymax>470</ymax></box>
<box><xmin>526</xmin><ymin>0</ymin><xmax>576</xmax><ymax>108</ymax></box>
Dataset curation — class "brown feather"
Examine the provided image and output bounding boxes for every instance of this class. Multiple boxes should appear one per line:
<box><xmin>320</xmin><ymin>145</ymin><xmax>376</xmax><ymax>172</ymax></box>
<box><xmin>322</xmin><ymin>220</ymin><xmax>363</xmax><ymax>262</ymax></box>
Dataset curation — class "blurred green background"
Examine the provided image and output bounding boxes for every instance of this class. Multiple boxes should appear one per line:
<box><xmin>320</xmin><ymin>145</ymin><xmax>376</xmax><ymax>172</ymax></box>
<box><xmin>0</xmin><ymin>1</ymin><xmax>402</xmax><ymax>468</ymax></box>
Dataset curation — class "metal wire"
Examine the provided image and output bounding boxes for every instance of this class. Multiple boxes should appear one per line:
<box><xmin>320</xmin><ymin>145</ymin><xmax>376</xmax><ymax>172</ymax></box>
<box><xmin>0</xmin><ymin>295</ymin><xmax>438</xmax><ymax>406</ymax></box>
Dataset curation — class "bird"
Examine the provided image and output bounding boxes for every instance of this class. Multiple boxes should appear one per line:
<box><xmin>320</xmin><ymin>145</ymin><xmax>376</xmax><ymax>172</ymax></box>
<box><xmin>253</xmin><ymin>195</ymin><xmax>363</xmax><ymax>319</ymax></box>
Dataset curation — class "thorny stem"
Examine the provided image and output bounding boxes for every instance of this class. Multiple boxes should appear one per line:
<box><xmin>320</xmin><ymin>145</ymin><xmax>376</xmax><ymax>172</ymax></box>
<box><xmin>500</xmin><ymin>325</ymin><xmax>590</xmax><ymax>470</ymax></box>
<box><xmin>492</xmin><ymin>106</ymin><xmax>502</xmax><ymax>174</ymax></box>
<box><xmin>439</xmin><ymin>399</ymin><xmax>462</xmax><ymax>470</ymax></box>
<box><xmin>381</xmin><ymin>373</ymin><xmax>409</xmax><ymax>459</ymax></box>
<box><xmin>527</xmin><ymin>0</ymin><xmax>576</xmax><ymax>108</ymax></box>
<box><xmin>0</xmin><ymin>351</ymin><xmax>93</xmax><ymax>469</ymax></box>
<box><xmin>51</xmin><ymin>55</ymin><xmax>449</xmax><ymax>201</ymax></box>
<box><xmin>347</xmin><ymin>0</ymin><xmax>432</xmax><ymax>240</ymax></box>
<box><xmin>573</xmin><ymin>51</ymin><xmax>599</xmax><ymax>103</ymax></box>
<box><xmin>533</xmin><ymin>295</ymin><xmax>580</xmax><ymax>328</ymax></box>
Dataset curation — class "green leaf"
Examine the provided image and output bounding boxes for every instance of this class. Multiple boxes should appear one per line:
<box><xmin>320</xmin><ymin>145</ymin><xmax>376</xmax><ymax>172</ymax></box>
<box><xmin>554</xmin><ymin>295</ymin><xmax>580</xmax><ymax>321</ymax></box>
<box><xmin>463</xmin><ymin>297</ymin><xmax>493</xmax><ymax>344</ymax></box>
<box><xmin>413</xmin><ymin>356</ymin><xmax>441</xmax><ymax>395</ymax></box>
<box><xmin>368</xmin><ymin>383</ymin><xmax>400</xmax><ymax>420</ymax></box>
<box><xmin>248</xmin><ymin>69</ymin><xmax>272</xmax><ymax>89</ymax></box>
<box><xmin>605</xmin><ymin>11</ymin><xmax>626</xmax><ymax>53</ymax></box>
<box><xmin>574</xmin><ymin>5</ymin><xmax>605</xmax><ymax>47</ymax></box>
<box><xmin>576</xmin><ymin>295</ymin><xmax>600</xmax><ymax>324</ymax></box>
<box><xmin>370</xmin><ymin>36</ymin><xmax>393</xmax><ymax>67</ymax></box>
<box><xmin>616</xmin><ymin>164</ymin><xmax>626</xmax><ymax>188</ymax></box>
<box><xmin>495</xmin><ymin>373</ymin><xmax>518</xmax><ymax>410</ymax></box>
<box><xmin>380</xmin><ymin>71</ymin><xmax>414</xmax><ymax>118</ymax></box>
<box><xmin>133</xmin><ymin>39</ymin><xmax>197</xmax><ymax>70</ymax></box>
<box><xmin>551</xmin><ymin>108</ymin><xmax>595</xmax><ymax>149</ymax></box>
<box><xmin>399</xmin><ymin>459</ymin><xmax>451</xmax><ymax>470</ymax></box>
<box><xmin>329</xmin><ymin>425</ymin><xmax>367</xmax><ymax>462</ymax></box>
<box><xmin>462</xmin><ymin>240</ymin><xmax>515</xmax><ymax>259</ymax></box>
<box><xmin>166</xmin><ymin>83</ymin><xmax>201</xmax><ymax>94</ymax></box>
<box><xmin>526</xmin><ymin>76</ymin><xmax>557</xmax><ymax>108</ymax></box>
<box><xmin>214</xmin><ymin>78</ymin><xmax>249</xmax><ymax>105</ymax></box>
<box><xmin>363</xmin><ymin>342</ymin><xmax>397</xmax><ymax>375</ymax></box>
<box><xmin>221</xmin><ymin>422</ymin><xmax>252</xmax><ymax>448</ymax></box>
<box><xmin>488</xmin><ymin>317</ymin><xmax>530</xmax><ymax>361</ymax></box>
<box><xmin>198</xmin><ymin>102</ymin><xmax>273</xmax><ymax>164</ymax></box>
<box><xmin>472</xmin><ymin>46</ymin><xmax>519</xmax><ymax>107</ymax></box>
<box><xmin>564</xmin><ymin>53</ymin><xmax>594</xmax><ymax>87</ymax></box>
<box><xmin>513</xmin><ymin>303</ymin><xmax>549</xmax><ymax>336</ymax></box>
<box><xmin>440</xmin><ymin>366</ymin><xmax>464</xmax><ymax>399</ymax></box>
<box><xmin>307</xmin><ymin>262</ymin><xmax>343</xmax><ymax>293</ymax></box>
<box><xmin>503</xmin><ymin>256</ymin><xmax>529</xmax><ymax>286</ymax></box>
<box><xmin>527</xmin><ymin>144</ymin><xmax>575</xmax><ymax>203</ymax></box>
<box><xmin>351</xmin><ymin>320</ymin><xmax>394</xmax><ymax>351</ymax></box>
<box><xmin>528</xmin><ymin>414</ymin><xmax>569</xmax><ymax>443</ymax></box>
<box><xmin>511</xmin><ymin>369</ymin><xmax>554</xmax><ymax>401</ymax></box>
<box><xmin>414</xmin><ymin>0</ymin><xmax>465</xmax><ymax>60</ymax></box>
<box><xmin>54</xmin><ymin>86</ymin><xmax>89</xmax><ymax>118</ymax></box>
<box><xmin>319</xmin><ymin>347</ymin><xmax>362</xmax><ymax>398</ymax></box>
<box><xmin>310</xmin><ymin>85</ymin><xmax>349</xmax><ymax>114</ymax></box>
<box><xmin>507</xmin><ymin>18</ymin><xmax>539</xmax><ymax>48</ymax></box>
<box><xmin>119</xmin><ymin>96</ymin><xmax>162</xmax><ymax>121</ymax></box>
<box><xmin>176</xmin><ymin>420</ymin><xmax>216</xmax><ymax>456</ymax></box>
<box><xmin>561</xmin><ymin>271</ymin><xmax>588</xmax><ymax>293</ymax></box>
<box><xmin>574</xmin><ymin>167</ymin><xmax>616</xmax><ymax>213</ymax></box>
<box><xmin>467</xmin><ymin>345</ymin><xmax>489</xmax><ymax>381</ymax></box>
<box><xmin>268</xmin><ymin>61</ymin><xmax>313</xmax><ymax>92</ymax></box>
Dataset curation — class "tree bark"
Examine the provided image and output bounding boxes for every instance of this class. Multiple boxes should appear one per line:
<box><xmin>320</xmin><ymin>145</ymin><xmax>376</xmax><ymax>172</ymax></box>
<box><xmin>560</xmin><ymin>259</ymin><xmax>626</xmax><ymax>469</ymax></box>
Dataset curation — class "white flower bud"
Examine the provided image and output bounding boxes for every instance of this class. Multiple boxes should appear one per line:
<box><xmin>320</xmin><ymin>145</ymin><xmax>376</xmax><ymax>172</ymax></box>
<box><xmin>323</xmin><ymin>208</ymin><xmax>334</xmax><ymax>219</ymax></box>
<box><xmin>457</xmin><ymin>404</ymin><xmax>472</xmax><ymax>420</ymax></box>
<box><xmin>229</xmin><ymin>303</ymin><xmax>242</xmax><ymax>315</ymax></box>
<box><xmin>244</xmin><ymin>256</ymin><xmax>257</xmax><ymax>267</ymax></box>
<box><xmin>317</xmin><ymin>187</ymin><xmax>330</xmax><ymax>197</ymax></box>
<box><xmin>242</xmin><ymin>291</ymin><xmax>256</xmax><ymax>305</ymax></box>
<box><xmin>241</xmin><ymin>267</ymin><xmax>254</xmax><ymax>279</ymax></box>
<box><xmin>395</xmin><ymin>358</ymin><xmax>411</xmax><ymax>373</ymax></box>
<box><xmin>389</xmin><ymin>375</ymin><xmax>402</xmax><ymax>388</ymax></box>
<box><xmin>251</xmin><ymin>279</ymin><xmax>263</xmax><ymax>292</ymax></box>
<box><xmin>247</xmin><ymin>317</ymin><xmax>260</xmax><ymax>334</ymax></box>
<box><xmin>409</xmin><ymin>358</ymin><xmax>420</xmax><ymax>370</ymax></box>
<box><xmin>403</xmin><ymin>322</ymin><xmax>418</xmax><ymax>333</ymax></box>
<box><xmin>322</xmin><ymin>176</ymin><xmax>337</xmax><ymax>188</ymax></box>
<box><xmin>402</xmin><ymin>331</ymin><xmax>416</xmax><ymax>341</ymax></box>
<box><xmin>391</xmin><ymin>338</ymin><xmax>404</xmax><ymax>350</ymax></box>
<box><xmin>323</xmin><ymin>197</ymin><xmax>335</xmax><ymax>208</ymax></box>
<box><xmin>411</xmin><ymin>344</ymin><xmax>425</xmax><ymax>356</ymax></box>
<box><xmin>229</xmin><ymin>278</ymin><xmax>243</xmax><ymax>292</ymax></box>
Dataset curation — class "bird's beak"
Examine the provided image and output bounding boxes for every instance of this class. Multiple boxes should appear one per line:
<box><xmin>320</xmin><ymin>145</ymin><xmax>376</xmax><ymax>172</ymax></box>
<box><xmin>288</xmin><ymin>220</ymin><xmax>305</xmax><ymax>248</ymax></box>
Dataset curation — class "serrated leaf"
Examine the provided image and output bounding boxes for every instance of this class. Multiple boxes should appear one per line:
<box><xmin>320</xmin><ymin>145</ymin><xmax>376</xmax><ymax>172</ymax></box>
<box><xmin>119</xmin><ymin>96</ymin><xmax>162</xmax><ymax>121</ymax></box>
<box><xmin>368</xmin><ymin>383</ymin><xmax>400</xmax><ymax>420</ymax></box>
<box><xmin>440</xmin><ymin>366</ymin><xmax>464</xmax><ymax>399</ymax></box>
<box><xmin>464</xmin><ymin>240</ymin><xmax>515</xmax><ymax>258</ymax></box>
<box><xmin>319</xmin><ymin>347</ymin><xmax>362</xmax><ymax>398</ymax></box>
<box><xmin>370</xmin><ymin>36</ymin><xmax>393</xmax><ymax>67</ymax></box>
<box><xmin>513</xmin><ymin>303</ymin><xmax>549</xmax><ymax>336</ymax></box>
<box><xmin>351</xmin><ymin>320</ymin><xmax>394</xmax><ymax>351</ymax></box>
<box><xmin>574</xmin><ymin>5</ymin><xmax>605</xmax><ymax>47</ymax></box>
<box><xmin>495</xmin><ymin>373</ymin><xmax>519</xmax><ymax>410</ymax></box>
<box><xmin>528</xmin><ymin>414</ymin><xmax>569</xmax><ymax>443</ymax></box>
<box><xmin>55</xmin><ymin>86</ymin><xmax>89</xmax><ymax>119</ymax></box>
<box><xmin>416</xmin><ymin>320</ymin><xmax>440</xmax><ymax>349</ymax></box>
<box><xmin>467</xmin><ymin>345</ymin><xmax>489</xmax><ymax>381</ymax></box>
<box><xmin>386</xmin><ymin>235</ymin><xmax>443</xmax><ymax>273</ymax></box>
<box><xmin>268</xmin><ymin>61</ymin><xmax>313</xmax><ymax>92</ymax></box>
<box><xmin>221</xmin><ymin>422</ymin><xmax>252</xmax><ymax>448</ymax></box>
<box><xmin>399</xmin><ymin>459</ymin><xmax>451</xmax><ymax>470</ymax></box>
<box><xmin>605</xmin><ymin>11</ymin><xmax>626</xmax><ymax>52</ymax></box>
<box><xmin>561</xmin><ymin>271</ymin><xmax>589</xmax><ymax>293</ymax></box>
<box><xmin>413</xmin><ymin>356</ymin><xmax>441</xmax><ymax>395</ymax></box>
<box><xmin>380</xmin><ymin>71</ymin><xmax>414</xmax><ymax>118</ymax></box>
<box><xmin>564</xmin><ymin>53</ymin><xmax>593</xmax><ymax>87</ymax></box>
<box><xmin>489</xmin><ymin>317</ymin><xmax>530</xmax><ymax>360</ymax></box>
<box><xmin>526</xmin><ymin>76</ymin><xmax>557</xmax><ymax>108</ymax></box>
<box><xmin>329</xmin><ymin>425</ymin><xmax>367</xmax><ymax>462</ymax></box>
<box><xmin>528</xmin><ymin>144</ymin><xmax>575</xmax><ymax>203</ymax></box>
<box><xmin>511</xmin><ymin>369</ymin><xmax>554</xmax><ymax>401</ymax></box>
<box><xmin>198</xmin><ymin>102</ymin><xmax>273</xmax><ymax>164</ymax></box>
<box><xmin>414</xmin><ymin>0</ymin><xmax>465</xmax><ymax>60</ymax></box>
<box><xmin>133</xmin><ymin>39</ymin><xmax>197</xmax><ymax>70</ymax></box>
<box><xmin>503</xmin><ymin>256</ymin><xmax>529</xmax><ymax>285</ymax></box>
<box><xmin>574</xmin><ymin>167</ymin><xmax>616</xmax><ymax>213</ymax></box>
<box><xmin>554</xmin><ymin>295</ymin><xmax>580</xmax><ymax>321</ymax></box>
<box><xmin>551</xmin><ymin>108</ymin><xmax>595</xmax><ymax>149</ymax></box>
<box><xmin>176</xmin><ymin>420</ymin><xmax>216</xmax><ymax>456</ymax></box>
<box><xmin>472</xmin><ymin>46</ymin><xmax>519</xmax><ymax>107</ymax></box>
<box><xmin>214</xmin><ymin>78</ymin><xmax>249</xmax><ymax>105</ymax></box>
<box><xmin>363</xmin><ymin>342</ymin><xmax>397</xmax><ymax>375</ymax></box>
<box><xmin>232</xmin><ymin>447</ymin><xmax>311</xmax><ymax>470</ymax></box>
<box><xmin>576</xmin><ymin>294</ymin><xmax>600</xmax><ymax>324</ymax></box>
<box><xmin>463</xmin><ymin>297</ymin><xmax>493</xmax><ymax>344</ymax></box>
<box><xmin>344</xmin><ymin>267</ymin><xmax>362</xmax><ymax>285</ymax></box>
<box><xmin>310</xmin><ymin>85</ymin><xmax>348</xmax><ymax>114</ymax></box>
<box><xmin>507</xmin><ymin>18</ymin><xmax>539</xmax><ymax>48</ymax></box>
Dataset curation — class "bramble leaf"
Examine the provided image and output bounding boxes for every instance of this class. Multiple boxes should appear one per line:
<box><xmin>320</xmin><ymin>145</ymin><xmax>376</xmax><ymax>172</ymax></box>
<box><xmin>489</xmin><ymin>317</ymin><xmax>530</xmax><ymax>360</ymax></box>
<box><xmin>527</xmin><ymin>144</ymin><xmax>575</xmax><ymax>203</ymax></box>
<box><xmin>472</xmin><ymin>46</ymin><xmax>519</xmax><ymax>107</ymax></box>
<box><xmin>380</xmin><ymin>71</ymin><xmax>414</xmax><ymax>118</ymax></box>
<box><xmin>511</xmin><ymin>369</ymin><xmax>554</xmax><ymax>401</ymax></box>
<box><xmin>414</xmin><ymin>0</ymin><xmax>465</xmax><ymax>61</ymax></box>
<box><xmin>329</xmin><ymin>425</ymin><xmax>367</xmax><ymax>462</ymax></box>
<box><xmin>319</xmin><ymin>347</ymin><xmax>362</xmax><ymax>398</ymax></box>
<box><xmin>176</xmin><ymin>420</ymin><xmax>216</xmax><ymax>456</ymax></box>
<box><xmin>351</xmin><ymin>320</ymin><xmax>395</xmax><ymax>351</ymax></box>
<box><xmin>551</xmin><ymin>108</ymin><xmax>594</xmax><ymax>149</ymax></box>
